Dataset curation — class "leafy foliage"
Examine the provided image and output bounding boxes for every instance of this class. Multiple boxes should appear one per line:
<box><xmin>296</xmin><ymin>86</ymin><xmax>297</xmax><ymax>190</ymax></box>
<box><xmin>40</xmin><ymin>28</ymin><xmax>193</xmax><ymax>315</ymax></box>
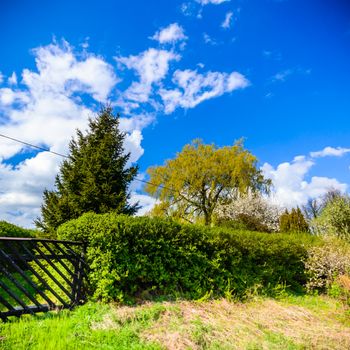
<box><xmin>58</xmin><ymin>213</ymin><xmax>319</xmax><ymax>303</ymax></box>
<box><xmin>279</xmin><ymin>208</ymin><xmax>309</xmax><ymax>233</ymax></box>
<box><xmin>146</xmin><ymin>139</ymin><xmax>271</xmax><ymax>225</ymax></box>
<box><xmin>311</xmin><ymin>194</ymin><xmax>350</xmax><ymax>240</ymax></box>
<box><xmin>35</xmin><ymin>107</ymin><xmax>138</xmax><ymax>235</ymax></box>
<box><xmin>0</xmin><ymin>221</ymin><xmax>38</xmax><ymax>238</ymax></box>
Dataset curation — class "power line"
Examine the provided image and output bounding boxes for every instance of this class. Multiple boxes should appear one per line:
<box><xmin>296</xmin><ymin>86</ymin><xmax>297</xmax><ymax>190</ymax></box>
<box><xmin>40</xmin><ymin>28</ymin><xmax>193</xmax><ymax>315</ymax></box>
<box><xmin>0</xmin><ymin>133</ymin><xmax>69</xmax><ymax>159</ymax></box>
<box><xmin>0</xmin><ymin>132</ymin><xmax>173</xmax><ymax>192</ymax></box>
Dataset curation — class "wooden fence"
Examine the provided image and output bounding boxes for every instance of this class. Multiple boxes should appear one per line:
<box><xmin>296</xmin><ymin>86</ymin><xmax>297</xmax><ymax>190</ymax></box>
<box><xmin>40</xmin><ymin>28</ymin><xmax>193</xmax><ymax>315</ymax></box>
<box><xmin>0</xmin><ymin>237</ymin><xmax>86</xmax><ymax>321</ymax></box>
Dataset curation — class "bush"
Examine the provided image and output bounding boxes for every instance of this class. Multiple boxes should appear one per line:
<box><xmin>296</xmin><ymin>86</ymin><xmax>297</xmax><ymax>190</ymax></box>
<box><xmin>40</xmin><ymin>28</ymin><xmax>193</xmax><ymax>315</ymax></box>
<box><xmin>0</xmin><ymin>221</ymin><xmax>38</xmax><ymax>238</ymax></box>
<box><xmin>304</xmin><ymin>237</ymin><xmax>350</xmax><ymax>292</ymax></box>
<box><xmin>312</xmin><ymin>195</ymin><xmax>350</xmax><ymax>240</ymax></box>
<box><xmin>216</xmin><ymin>214</ymin><xmax>272</xmax><ymax>232</ymax></box>
<box><xmin>58</xmin><ymin>213</ymin><xmax>320</xmax><ymax>303</ymax></box>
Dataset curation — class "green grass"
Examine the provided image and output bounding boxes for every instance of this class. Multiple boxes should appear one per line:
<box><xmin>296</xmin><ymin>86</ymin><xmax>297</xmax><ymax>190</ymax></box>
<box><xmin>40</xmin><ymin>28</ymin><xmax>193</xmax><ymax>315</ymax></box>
<box><xmin>0</xmin><ymin>302</ymin><xmax>162</xmax><ymax>350</ymax></box>
<box><xmin>1</xmin><ymin>294</ymin><xmax>349</xmax><ymax>350</ymax></box>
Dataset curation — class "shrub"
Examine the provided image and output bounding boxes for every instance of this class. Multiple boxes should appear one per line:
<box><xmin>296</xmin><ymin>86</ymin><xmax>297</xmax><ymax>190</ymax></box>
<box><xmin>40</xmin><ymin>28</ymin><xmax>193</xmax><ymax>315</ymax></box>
<box><xmin>304</xmin><ymin>237</ymin><xmax>350</xmax><ymax>292</ymax></box>
<box><xmin>0</xmin><ymin>221</ymin><xmax>38</xmax><ymax>238</ymax></box>
<box><xmin>328</xmin><ymin>275</ymin><xmax>350</xmax><ymax>305</ymax></box>
<box><xmin>311</xmin><ymin>195</ymin><xmax>350</xmax><ymax>240</ymax></box>
<box><xmin>216</xmin><ymin>213</ymin><xmax>272</xmax><ymax>232</ymax></box>
<box><xmin>58</xmin><ymin>213</ymin><xmax>319</xmax><ymax>303</ymax></box>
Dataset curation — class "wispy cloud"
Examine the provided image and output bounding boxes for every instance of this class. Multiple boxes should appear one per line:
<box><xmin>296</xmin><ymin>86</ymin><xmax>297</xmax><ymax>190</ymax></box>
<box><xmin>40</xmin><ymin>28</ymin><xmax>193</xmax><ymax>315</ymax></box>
<box><xmin>203</xmin><ymin>32</ymin><xmax>219</xmax><ymax>45</ymax></box>
<box><xmin>116</xmin><ymin>48</ymin><xmax>180</xmax><ymax>104</ymax></box>
<box><xmin>310</xmin><ymin>146</ymin><xmax>350</xmax><ymax>158</ymax></box>
<box><xmin>151</xmin><ymin>23</ymin><xmax>187</xmax><ymax>44</ymax></box>
<box><xmin>7</xmin><ymin>72</ymin><xmax>17</xmax><ymax>85</ymax></box>
<box><xmin>221</xmin><ymin>11</ymin><xmax>233</xmax><ymax>29</ymax></box>
<box><xmin>262</xmin><ymin>50</ymin><xmax>282</xmax><ymax>61</ymax></box>
<box><xmin>271</xmin><ymin>67</ymin><xmax>311</xmax><ymax>83</ymax></box>
<box><xmin>159</xmin><ymin>69</ymin><xmax>249</xmax><ymax>113</ymax></box>
<box><xmin>272</xmin><ymin>69</ymin><xmax>293</xmax><ymax>82</ymax></box>
<box><xmin>196</xmin><ymin>0</ymin><xmax>230</xmax><ymax>5</ymax></box>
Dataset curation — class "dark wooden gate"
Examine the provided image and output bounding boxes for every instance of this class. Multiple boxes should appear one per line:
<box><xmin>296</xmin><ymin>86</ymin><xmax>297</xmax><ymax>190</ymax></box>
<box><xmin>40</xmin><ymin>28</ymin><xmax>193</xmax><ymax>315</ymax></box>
<box><xmin>0</xmin><ymin>237</ymin><xmax>86</xmax><ymax>321</ymax></box>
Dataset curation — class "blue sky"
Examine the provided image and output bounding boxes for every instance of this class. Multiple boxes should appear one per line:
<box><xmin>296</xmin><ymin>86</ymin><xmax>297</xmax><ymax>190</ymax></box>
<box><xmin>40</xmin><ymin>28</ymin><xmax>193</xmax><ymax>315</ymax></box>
<box><xmin>0</xmin><ymin>0</ymin><xmax>350</xmax><ymax>227</ymax></box>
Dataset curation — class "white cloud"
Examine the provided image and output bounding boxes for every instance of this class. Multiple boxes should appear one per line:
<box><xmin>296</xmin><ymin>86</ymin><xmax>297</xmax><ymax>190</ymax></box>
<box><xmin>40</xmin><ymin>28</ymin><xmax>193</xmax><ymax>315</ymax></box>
<box><xmin>196</xmin><ymin>0</ymin><xmax>230</xmax><ymax>5</ymax></box>
<box><xmin>310</xmin><ymin>146</ymin><xmax>350</xmax><ymax>158</ymax></box>
<box><xmin>262</xmin><ymin>155</ymin><xmax>347</xmax><ymax>208</ymax></box>
<box><xmin>129</xmin><ymin>193</ymin><xmax>157</xmax><ymax>216</ymax></box>
<box><xmin>151</xmin><ymin>23</ymin><xmax>187</xmax><ymax>44</ymax></box>
<box><xmin>23</xmin><ymin>41</ymin><xmax>119</xmax><ymax>102</ymax></box>
<box><xmin>117</xmin><ymin>48</ymin><xmax>179</xmax><ymax>84</ymax></box>
<box><xmin>203</xmin><ymin>33</ymin><xmax>218</xmax><ymax>45</ymax></box>
<box><xmin>262</xmin><ymin>50</ymin><xmax>282</xmax><ymax>61</ymax></box>
<box><xmin>128</xmin><ymin>173</ymin><xmax>158</xmax><ymax>216</ymax></box>
<box><xmin>0</xmin><ymin>72</ymin><xmax>3</xmax><ymax>84</ymax></box>
<box><xmin>124</xmin><ymin>130</ymin><xmax>144</xmax><ymax>165</ymax></box>
<box><xmin>181</xmin><ymin>2</ymin><xmax>194</xmax><ymax>16</ymax></box>
<box><xmin>8</xmin><ymin>72</ymin><xmax>17</xmax><ymax>85</ymax></box>
<box><xmin>116</xmin><ymin>48</ymin><xmax>180</xmax><ymax>103</ymax></box>
<box><xmin>272</xmin><ymin>69</ymin><xmax>292</xmax><ymax>82</ymax></box>
<box><xmin>221</xmin><ymin>11</ymin><xmax>233</xmax><ymax>29</ymax></box>
<box><xmin>0</xmin><ymin>152</ymin><xmax>62</xmax><ymax>227</ymax></box>
<box><xmin>271</xmin><ymin>67</ymin><xmax>311</xmax><ymax>83</ymax></box>
<box><xmin>0</xmin><ymin>88</ymin><xmax>20</xmax><ymax>105</ymax></box>
<box><xmin>119</xmin><ymin>113</ymin><xmax>155</xmax><ymax>133</ymax></box>
<box><xmin>159</xmin><ymin>69</ymin><xmax>249</xmax><ymax>113</ymax></box>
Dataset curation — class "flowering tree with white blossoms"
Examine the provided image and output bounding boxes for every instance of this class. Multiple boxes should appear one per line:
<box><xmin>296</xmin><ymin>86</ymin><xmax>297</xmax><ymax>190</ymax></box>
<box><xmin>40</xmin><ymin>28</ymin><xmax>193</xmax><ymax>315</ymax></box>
<box><xmin>215</xmin><ymin>192</ymin><xmax>282</xmax><ymax>232</ymax></box>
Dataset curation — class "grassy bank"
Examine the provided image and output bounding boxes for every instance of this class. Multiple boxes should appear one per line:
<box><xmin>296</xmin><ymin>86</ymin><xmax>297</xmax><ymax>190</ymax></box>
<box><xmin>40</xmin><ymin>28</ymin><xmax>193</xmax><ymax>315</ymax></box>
<box><xmin>1</xmin><ymin>294</ymin><xmax>349</xmax><ymax>350</ymax></box>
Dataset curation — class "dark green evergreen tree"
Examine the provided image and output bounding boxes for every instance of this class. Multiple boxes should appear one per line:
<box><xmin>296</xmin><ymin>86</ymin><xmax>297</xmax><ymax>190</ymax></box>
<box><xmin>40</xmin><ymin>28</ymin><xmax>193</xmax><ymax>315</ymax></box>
<box><xmin>279</xmin><ymin>207</ymin><xmax>309</xmax><ymax>233</ymax></box>
<box><xmin>35</xmin><ymin>107</ymin><xmax>139</xmax><ymax>235</ymax></box>
<box><xmin>279</xmin><ymin>209</ymin><xmax>291</xmax><ymax>232</ymax></box>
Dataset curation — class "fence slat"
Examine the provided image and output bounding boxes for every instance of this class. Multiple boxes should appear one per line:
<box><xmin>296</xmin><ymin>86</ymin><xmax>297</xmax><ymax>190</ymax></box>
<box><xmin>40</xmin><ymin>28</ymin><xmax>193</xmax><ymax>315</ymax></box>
<box><xmin>19</xmin><ymin>242</ymin><xmax>73</xmax><ymax>305</ymax></box>
<box><xmin>0</xmin><ymin>278</ymin><xmax>34</xmax><ymax>315</ymax></box>
<box><xmin>0</xmin><ymin>237</ymin><xmax>85</xmax><ymax>320</ymax></box>
<box><xmin>0</xmin><ymin>293</ymin><xmax>16</xmax><ymax>311</ymax></box>
<box><xmin>29</xmin><ymin>242</ymin><xmax>74</xmax><ymax>290</ymax></box>
<box><xmin>41</xmin><ymin>241</ymin><xmax>75</xmax><ymax>277</ymax></box>
<box><xmin>0</xmin><ymin>249</ymin><xmax>44</xmax><ymax>308</ymax></box>
<box><xmin>4</xmin><ymin>241</ymin><xmax>56</xmax><ymax>308</ymax></box>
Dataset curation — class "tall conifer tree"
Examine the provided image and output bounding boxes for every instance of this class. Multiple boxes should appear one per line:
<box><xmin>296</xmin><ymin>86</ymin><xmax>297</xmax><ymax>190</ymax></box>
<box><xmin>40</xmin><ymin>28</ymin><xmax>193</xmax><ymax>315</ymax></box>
<box><xmin>35</xmin><ymin>107</ymin><xmax>139</xmax><ymax>235</ymax></box>
<box><xmin>279</xmin><ymin>207</ymin><xmax>309</xmax><ymax>233</ymax></box>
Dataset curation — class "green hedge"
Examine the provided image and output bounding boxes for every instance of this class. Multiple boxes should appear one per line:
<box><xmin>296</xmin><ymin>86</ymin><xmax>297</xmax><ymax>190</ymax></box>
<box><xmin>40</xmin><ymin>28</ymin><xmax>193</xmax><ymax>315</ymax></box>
<box><xmin>0</xmin><ymin>221</ymin><xmax>38</xmax><ymax>238</ymax></box>
<box><xmin>57</xmin><ymin>213</ymin><xmax>320</xmax><ymax>302</ymax></box>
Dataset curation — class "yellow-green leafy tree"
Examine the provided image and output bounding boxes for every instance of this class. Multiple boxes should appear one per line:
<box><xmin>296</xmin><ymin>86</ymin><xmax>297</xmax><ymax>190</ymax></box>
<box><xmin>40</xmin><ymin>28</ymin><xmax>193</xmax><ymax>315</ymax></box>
<box><xmin>145</xmin><ymin>139</ymin><xmax>271</xmax><ymax>225</ymax></box>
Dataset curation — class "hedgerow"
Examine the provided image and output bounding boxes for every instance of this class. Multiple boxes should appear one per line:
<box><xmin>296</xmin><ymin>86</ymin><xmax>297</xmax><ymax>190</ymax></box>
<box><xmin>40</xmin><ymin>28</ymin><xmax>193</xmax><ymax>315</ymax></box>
<box><xmin>0</xmin><ymin>221</ymin><xmax>38</xmax><ymax>238</ymax></box>
<box><xmin>57</xmin><ymin>213</ymin><xmax>321</xmax><ymax>303</ymax></box>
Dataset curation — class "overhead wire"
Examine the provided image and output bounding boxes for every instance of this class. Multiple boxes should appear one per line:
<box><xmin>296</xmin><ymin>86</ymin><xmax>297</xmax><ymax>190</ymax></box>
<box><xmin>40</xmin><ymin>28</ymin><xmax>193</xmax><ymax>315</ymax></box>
<box><xmin>0</xmin><ymin>133</ymin><xmax>69</xmax><ymax>158</ymax></box>
<box><xmin>0</xmin><ymin>132</ymin><xmax>174</xmax><ymax>193</ymax></box>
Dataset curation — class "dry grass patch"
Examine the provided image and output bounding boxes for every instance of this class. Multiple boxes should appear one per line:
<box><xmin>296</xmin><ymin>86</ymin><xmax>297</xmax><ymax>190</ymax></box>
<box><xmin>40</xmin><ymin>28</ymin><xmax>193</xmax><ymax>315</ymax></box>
<box><xmin>142</xmin><ymin>298</ymin><xmax>350</xmax><ymax>349</ymax></box>
<box><xmin>89</xmin><ymin>296</ymin><xmax>350</xmax><ymax>350</ymax></box>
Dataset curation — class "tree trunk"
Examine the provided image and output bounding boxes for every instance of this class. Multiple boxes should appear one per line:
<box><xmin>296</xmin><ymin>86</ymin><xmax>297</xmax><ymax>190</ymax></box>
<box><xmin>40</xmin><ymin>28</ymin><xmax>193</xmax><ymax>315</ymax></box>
<box><xmin>204</xmin><ymin>212</ymin><xmax>211</xmax><ymax>226</ymax></box>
